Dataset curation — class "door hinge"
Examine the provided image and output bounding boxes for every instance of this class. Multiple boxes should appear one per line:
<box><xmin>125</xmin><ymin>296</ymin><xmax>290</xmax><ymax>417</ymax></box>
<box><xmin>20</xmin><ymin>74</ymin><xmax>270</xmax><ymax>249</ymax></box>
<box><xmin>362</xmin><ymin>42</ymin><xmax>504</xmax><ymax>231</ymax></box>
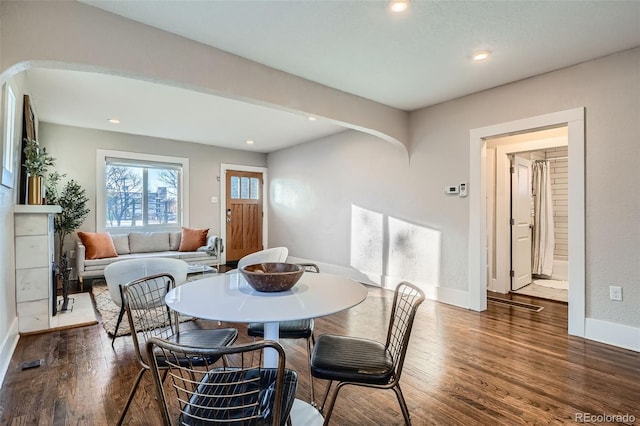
<box><xmin>510</xmin><ymin>166</ymin><xmax>515</xmax><ymax>173</ymax></box>
<box><xmin>510</xmin><ymin>218</ymin><xmax>515</xmax><ymax>225</ymax></box>
<box><xmin>510</xmin><ymin>270</ymin><xmax>515</xmax><ymax>278</ymax></box>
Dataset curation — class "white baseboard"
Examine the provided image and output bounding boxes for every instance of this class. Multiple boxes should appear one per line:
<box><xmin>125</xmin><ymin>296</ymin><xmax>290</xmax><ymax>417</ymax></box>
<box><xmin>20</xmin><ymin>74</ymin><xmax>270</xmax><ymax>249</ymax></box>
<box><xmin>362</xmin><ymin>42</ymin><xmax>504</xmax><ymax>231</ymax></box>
<box><xmin>289</xmin><ymin>257</ymin><xmax>639</xmax><ymax>353</ymax></box>
<box><xmin>438</xmin><ymin>286</ymin><xmax>470</xmax><ymax>308</ymax></box>
<box><xmin>585</xmin><ymin>318</ymin><xmax>640</xmax><ymax>352</ymax></box>
<box><xmin>0</xmin><ymin>317</ymin><xmax>20</xmax><ymax>389</ymax></box>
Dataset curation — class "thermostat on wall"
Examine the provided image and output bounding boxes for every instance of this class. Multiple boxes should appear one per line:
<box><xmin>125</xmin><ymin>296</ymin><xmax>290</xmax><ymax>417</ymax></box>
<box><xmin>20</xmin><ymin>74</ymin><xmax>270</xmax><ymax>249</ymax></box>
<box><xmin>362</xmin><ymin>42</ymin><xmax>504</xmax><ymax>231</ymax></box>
<box><xmin>445</xmin><ymin>185</ymin><xmax>459</xmax><ymax>194</ymax></box>
<box><xmin>459</xmin><ymin>182</ymin><xmax>468</xmax><ymax>197</ymax></box>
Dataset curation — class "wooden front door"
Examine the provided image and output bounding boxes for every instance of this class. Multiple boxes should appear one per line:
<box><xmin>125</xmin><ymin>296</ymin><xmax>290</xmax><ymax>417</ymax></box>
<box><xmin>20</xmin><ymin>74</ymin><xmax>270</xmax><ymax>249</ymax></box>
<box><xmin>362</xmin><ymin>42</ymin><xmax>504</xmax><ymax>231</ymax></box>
<box><xmin>225</xmin><ymin>170</ymin><xmax>263</xmax><ymax>262</ymax></box>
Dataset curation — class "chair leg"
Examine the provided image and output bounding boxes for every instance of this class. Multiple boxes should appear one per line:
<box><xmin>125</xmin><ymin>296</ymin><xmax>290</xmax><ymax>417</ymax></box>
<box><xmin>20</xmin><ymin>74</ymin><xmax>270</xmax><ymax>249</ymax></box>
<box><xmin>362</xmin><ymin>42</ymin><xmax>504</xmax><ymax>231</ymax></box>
<box><xmin>307</xmin><ymin>336</ymin><xmax>316</xmax><ymax>405</ymax></box>
<box><xmin>117</xmin><ymin>367</ymin><xmax>146</xmax><ymax>426</ymax></box>
<box><xmin>318</xmin><ymin>380</ymin><xmax>333</xmax><ymax>413</ymax></box>
<box><xmin>111</xmin><ymin>305</ymin><xmax>126</xmax><ymax>349</ymax></box>
<box><xmin>321</xmin><ymin>381</ymin><xmax>348</xmax><ymax>426</ymax></box>
<box><xmin>392</xmin><ymin>383</ymin><xmax>412</xmax><ymax>425</ymax></box>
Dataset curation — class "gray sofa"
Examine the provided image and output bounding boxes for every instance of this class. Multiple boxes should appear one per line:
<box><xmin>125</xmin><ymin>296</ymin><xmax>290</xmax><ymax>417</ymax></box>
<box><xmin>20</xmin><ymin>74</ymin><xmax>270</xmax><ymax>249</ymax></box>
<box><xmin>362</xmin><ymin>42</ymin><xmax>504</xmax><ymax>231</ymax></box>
<box><xmin>76</xmin><ymin>231</ymin><xmax>222</xmax><ymax>287</ymax></box>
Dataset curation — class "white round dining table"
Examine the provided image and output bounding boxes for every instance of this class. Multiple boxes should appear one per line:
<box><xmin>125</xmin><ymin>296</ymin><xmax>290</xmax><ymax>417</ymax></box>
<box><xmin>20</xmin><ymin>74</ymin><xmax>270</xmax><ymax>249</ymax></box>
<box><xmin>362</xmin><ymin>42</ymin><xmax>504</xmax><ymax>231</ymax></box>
<box><xmin>167</xmin><ymin>271</ymin><xmax>366</xmax><ymax>325</ymax></box>
<box><xmin>165</xmin><ymin>270</ymin><xmax>368</xmax><ymax>425</ymax></box>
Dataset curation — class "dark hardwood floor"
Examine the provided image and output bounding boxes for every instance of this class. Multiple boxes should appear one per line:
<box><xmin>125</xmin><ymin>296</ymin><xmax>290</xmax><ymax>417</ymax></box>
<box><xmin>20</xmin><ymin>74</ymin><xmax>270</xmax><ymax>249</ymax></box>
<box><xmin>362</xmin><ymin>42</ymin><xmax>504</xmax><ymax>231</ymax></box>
<box><xmin>0</xmin><ymin>286</ymin><xmax>638</xmax><ymax>425</ymax></box>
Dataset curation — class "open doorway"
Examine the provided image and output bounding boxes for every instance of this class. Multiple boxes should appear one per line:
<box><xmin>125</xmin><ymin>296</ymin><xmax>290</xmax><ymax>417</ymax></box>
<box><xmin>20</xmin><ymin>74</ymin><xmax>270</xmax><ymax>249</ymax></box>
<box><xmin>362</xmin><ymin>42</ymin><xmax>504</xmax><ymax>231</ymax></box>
<box><xmin>468</xmin><ymin>107</ymin><xmax>585</xmax><ymax>337</ymax></box>
<box><xmin>510</xmin><ymin>146</ymin><xmax>569</xmax><ymax>302</ymax></box>
<box><xmin>486</xmin><ymin>125</ymin><xmax>568</xmax><ymax>302</ymax></box>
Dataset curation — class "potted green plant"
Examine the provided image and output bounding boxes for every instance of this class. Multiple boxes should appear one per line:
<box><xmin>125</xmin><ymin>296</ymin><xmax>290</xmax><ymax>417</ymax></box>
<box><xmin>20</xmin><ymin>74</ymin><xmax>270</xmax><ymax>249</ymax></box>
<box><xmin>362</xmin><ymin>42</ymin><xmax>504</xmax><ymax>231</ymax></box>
<box><xmin>47</xmin><ymin>171</ymin><xmax>90</xmax><ymax>310</ymax></box>
<box><xmin>23</xmin><ymin>138</ymin><xmax>55</xmax><ymax>204</ymax></box>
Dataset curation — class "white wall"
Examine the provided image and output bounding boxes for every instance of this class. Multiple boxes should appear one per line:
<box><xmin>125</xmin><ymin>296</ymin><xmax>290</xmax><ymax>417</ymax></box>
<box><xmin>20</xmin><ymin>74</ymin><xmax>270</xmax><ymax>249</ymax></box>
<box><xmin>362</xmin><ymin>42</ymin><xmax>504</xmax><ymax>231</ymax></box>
<box><xmin>0</xmin><ymin>71</ymin><xmax>25</xmax><ymax>387</ymax></box>
<box><xmin>269</xmin><ymin>48</ymin><xmax>640</xmax><ymax>335</ymax></box>
<box><xmin>38</xmin><ymin>122</ymin><xmax>267</xmax><ymax>251</ymax></box>
<box><xmin>268</xmin><ymin>129</ymin><xmax>462</xmax><ymax>304</ymax></box>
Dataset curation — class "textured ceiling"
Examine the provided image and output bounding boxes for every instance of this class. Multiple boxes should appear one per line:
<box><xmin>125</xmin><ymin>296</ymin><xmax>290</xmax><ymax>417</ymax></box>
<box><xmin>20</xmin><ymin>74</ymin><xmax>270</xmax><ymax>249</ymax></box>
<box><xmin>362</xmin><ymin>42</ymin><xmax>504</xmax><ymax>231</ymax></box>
<box><xmin>27</xmin><ymin>1</ymin><xmax>640</xmax><ymax>151</ymax></box>
<box><xmin>82</xmin><ymin>0</ymin><xmax>640</xmax><ymax>110</ymax></box>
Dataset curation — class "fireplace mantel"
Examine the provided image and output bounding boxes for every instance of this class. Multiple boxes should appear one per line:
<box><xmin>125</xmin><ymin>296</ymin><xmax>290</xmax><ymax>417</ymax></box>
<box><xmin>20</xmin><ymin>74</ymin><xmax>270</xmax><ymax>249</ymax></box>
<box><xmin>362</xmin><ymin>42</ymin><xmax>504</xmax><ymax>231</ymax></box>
<box><xmin>14</xmin><ymin>205</ymin><xmax>62</xmax><ymax>215</ymax></box>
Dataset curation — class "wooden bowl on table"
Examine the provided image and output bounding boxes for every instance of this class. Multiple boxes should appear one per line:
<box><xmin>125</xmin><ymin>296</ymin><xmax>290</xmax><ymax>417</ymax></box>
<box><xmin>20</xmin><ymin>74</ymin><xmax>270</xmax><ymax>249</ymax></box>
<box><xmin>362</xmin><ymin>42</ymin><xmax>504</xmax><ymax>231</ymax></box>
<box><xmin>240</xmin><ymin>262</ymin><xmax>304</xmax><ymax>292</ymax></box>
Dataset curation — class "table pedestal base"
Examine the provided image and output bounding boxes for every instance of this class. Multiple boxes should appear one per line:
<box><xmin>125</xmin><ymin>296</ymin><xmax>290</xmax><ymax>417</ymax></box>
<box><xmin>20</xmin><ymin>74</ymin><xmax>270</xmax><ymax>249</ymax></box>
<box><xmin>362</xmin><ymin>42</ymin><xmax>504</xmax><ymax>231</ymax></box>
<box><xmin>263</xmin><ymin>321</ymin><xmax>280</xmax><ymax>367</ymax></box>
<box><xmin>291</xmin><ymin>399</ymin><xmax>323</xmax><ymax>425</ymax></box>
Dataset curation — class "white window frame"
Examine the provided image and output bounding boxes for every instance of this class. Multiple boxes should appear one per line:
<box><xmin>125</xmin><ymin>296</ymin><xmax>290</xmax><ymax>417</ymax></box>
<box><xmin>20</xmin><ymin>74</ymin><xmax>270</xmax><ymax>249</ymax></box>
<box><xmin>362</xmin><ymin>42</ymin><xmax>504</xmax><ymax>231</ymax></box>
<box><xmin>96</xmin><ymin>149</ymin><xmax>189</xmax><ymax>232</ymax></box>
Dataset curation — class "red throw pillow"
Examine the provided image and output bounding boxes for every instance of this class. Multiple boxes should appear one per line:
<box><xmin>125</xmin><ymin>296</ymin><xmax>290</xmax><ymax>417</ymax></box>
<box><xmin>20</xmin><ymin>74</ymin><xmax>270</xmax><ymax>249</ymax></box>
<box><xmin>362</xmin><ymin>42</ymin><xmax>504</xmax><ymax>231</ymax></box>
<box><xmin>178</xmin><ymin>227</ymin><xmax>209</xmax><ymax>252</ymax></box>
<box><xmin>77</xmin><ymin>231</ymin><xmax>118</xmax><ymax>260</ymax></box>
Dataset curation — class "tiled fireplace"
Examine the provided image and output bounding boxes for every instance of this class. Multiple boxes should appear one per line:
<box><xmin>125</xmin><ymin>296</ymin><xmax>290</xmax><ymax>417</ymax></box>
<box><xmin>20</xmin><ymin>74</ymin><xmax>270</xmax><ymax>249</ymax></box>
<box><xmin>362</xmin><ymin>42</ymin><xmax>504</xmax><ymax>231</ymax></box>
<box><xmin>14</xmin><ymin>205</ymin><xmax>61</xmax><ymax>333</ymax></box>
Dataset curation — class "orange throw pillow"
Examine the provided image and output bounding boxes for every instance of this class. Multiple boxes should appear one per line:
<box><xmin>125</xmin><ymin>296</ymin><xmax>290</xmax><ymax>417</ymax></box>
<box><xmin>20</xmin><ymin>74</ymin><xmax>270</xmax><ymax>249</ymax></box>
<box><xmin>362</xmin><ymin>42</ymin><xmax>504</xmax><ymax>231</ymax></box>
<box><xmin>178</xmin><ymin>227</ymin><xmax>209</xmax><ymax>252</ymax></box>
<box><xmin>77</xmin><ymin>232</ymin><xmax>118</xmax><ymax>260</ymax></box>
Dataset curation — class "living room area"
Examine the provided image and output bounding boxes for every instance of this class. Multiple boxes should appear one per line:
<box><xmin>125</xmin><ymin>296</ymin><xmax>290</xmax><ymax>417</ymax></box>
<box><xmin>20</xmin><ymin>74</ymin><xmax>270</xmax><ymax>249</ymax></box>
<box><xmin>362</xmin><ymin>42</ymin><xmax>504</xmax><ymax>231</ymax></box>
<box><xmin>1</xmin><ymin>1</ymin><xmax>638</xmax><ymax>424</ymax></box>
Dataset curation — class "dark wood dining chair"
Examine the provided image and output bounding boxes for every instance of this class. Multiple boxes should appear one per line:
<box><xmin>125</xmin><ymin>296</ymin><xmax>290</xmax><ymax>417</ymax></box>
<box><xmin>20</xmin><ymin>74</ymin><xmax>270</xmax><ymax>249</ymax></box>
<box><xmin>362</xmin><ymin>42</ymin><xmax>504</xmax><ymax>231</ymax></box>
<box><xmin>118</xmin><ymin>273</ymin><xmax>238</xmax><ymax>425</ymax></box>
<box><xmin>247</xmin><ymin>263</ymin><xmax>320</xmax><ymax>402</ymax></box>
<box><xmin>146</xmin><ymin>337</ymin><xmax>298</xmax><ymax>425</ymax></box>
<box><xmin>310</xmin><ymin>281</ymin><xmax>425</xmax><ymax>425</ymax></box>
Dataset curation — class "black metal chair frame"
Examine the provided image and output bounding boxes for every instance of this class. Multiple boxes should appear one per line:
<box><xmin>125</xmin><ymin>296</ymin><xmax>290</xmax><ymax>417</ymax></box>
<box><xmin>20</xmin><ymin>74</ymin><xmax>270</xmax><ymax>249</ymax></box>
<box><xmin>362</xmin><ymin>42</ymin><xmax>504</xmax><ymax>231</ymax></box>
<box><xmin>311</xmin><ymin>281</ymin><xmax>425</xmax><ymax>425</ymax></box>
<box><xmin>117</xmin><ymin>273</ymin><xmax>238</xmax><ymax>425</ymax></box>
<box><xmin>247</xmin><ymin>263</ymin><xmax>320</xmax><ymax>403</ymax></box>
<box><xmin>146</xmin><ymin>337</ymin><xmax>298</xmax><ymax>426</ymax></box>
<box><xmin>111</xmin><ymin>284</ymin><xmax>126</xmax><ymax>348</ymax></box>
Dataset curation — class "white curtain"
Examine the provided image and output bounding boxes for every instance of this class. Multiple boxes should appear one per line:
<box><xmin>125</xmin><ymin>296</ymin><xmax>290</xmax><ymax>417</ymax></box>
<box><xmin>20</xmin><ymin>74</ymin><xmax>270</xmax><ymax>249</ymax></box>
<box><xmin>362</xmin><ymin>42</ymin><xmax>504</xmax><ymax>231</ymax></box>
<box><xmin>532</xmin><ymin>161</ymin><xmax>554</xmax><ymax>276</ymax></box>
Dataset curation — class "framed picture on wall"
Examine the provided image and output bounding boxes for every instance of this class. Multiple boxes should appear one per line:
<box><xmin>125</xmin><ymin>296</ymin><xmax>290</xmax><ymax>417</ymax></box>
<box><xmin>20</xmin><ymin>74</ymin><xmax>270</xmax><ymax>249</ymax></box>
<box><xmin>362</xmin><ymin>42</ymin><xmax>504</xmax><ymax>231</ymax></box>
<box><xmin>18</xmin><ymin>95</ymin><xmax>37</xmax><ymax>203</ymax></box>
<box><xmin>0</xmin><ymin>82</ymin><xmax>18</xmax><ymax>188</ymax></box>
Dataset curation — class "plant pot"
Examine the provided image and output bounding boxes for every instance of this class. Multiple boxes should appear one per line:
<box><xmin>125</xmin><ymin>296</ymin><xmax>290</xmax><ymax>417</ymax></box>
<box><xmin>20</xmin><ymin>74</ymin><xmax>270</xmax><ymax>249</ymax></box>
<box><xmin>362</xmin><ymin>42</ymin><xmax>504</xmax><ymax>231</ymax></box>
<box><xmin>27</xmin><ymin>175</ymin><xmax>42</xmax><ymax>205</ymax></box>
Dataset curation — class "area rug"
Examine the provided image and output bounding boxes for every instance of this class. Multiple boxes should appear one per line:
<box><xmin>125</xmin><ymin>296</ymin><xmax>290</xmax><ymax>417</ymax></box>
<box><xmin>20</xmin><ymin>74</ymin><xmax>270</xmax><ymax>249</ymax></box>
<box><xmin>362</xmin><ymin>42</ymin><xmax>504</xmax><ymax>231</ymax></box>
<box><xmin>91</xmin><ymin>281</ymin><xmax>193</xmax><ymax>337</ymax></box>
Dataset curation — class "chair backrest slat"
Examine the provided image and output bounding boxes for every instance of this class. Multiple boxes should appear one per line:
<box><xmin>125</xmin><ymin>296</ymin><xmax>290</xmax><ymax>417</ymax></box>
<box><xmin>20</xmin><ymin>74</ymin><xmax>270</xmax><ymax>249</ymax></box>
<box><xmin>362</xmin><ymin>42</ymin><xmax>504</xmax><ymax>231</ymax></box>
<box><xmin>298</xmin><ymin>263</ymin><xmax>320</xmax><ymax>273</ymax></box>
<box><xmin>124</xmin><ymin>273</ymin><xmax>179</xmax><ymax>369</ymax></box>
<box><xmin>147</xmin><ymin>338</ymin><xmax>297</xmax><ymax>425</ymax></box>
<box><xmin>385</xmin><ymin>282</ymin><xmax>425</xmax><ymax>382</ymax></box>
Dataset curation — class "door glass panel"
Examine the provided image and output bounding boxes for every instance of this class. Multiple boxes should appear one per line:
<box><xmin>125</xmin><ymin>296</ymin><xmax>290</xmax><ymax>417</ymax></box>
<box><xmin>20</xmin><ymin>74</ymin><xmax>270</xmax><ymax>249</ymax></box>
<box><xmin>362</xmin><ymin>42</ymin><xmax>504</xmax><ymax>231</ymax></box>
<box><xmin>240</xmin><ymin>177</ymin><xmax>249</xmax><ymax>199</ymax></box>
<box><xmin>230</xmin><ymin>176</ymin><xmax>240</xmax><ymax>199</ymax></box>
<box><xmin>250</xmin><ymin>177</ymin><xmax>259</xmax><ymax>200</ymax></box>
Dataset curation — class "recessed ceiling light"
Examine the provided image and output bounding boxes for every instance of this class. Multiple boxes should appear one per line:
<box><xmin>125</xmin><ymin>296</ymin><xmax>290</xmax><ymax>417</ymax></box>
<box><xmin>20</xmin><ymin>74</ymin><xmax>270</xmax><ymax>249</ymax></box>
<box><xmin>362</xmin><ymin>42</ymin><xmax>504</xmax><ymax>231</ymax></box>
<box><xmin>472</xmin><ymin>50</ymin><xmax>491</xmax><ymax>61</ymax></box>
<box><xmin>308</xmin><ymin>116</ymin><xmax>317</xmax><ymax>121</ymax></box>
<box><xmin>389</xmin><ymin>0</ymin><xmax>409</xmax><ymax>12</ymax></box>
<box><xmin>107</xmin><ymin>118</ymin><xmax>120</xmax><ymax>124</ymax></box>
<box><xmin>245</xmin><ymin>140</ymin><xmax>255</xmax><ymax>145</ymax></box>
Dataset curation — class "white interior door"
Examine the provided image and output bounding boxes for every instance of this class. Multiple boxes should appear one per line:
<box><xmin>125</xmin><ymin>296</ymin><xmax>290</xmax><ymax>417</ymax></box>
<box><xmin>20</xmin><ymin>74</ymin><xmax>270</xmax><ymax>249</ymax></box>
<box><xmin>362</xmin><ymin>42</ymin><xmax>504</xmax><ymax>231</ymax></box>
<box><xmin>511</xmin><ymin>156</ymin><xmax>533</xmax><ymax>291</ymax></box>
